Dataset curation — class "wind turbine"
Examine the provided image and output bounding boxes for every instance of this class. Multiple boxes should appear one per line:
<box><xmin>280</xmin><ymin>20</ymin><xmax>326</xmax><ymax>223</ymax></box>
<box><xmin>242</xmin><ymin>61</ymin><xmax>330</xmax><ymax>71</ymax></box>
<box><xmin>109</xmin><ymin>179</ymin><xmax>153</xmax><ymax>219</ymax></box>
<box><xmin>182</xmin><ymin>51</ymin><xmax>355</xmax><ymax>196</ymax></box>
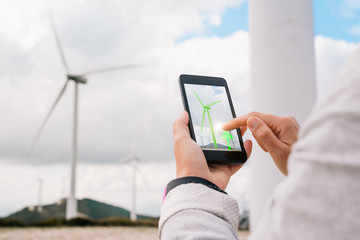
<box><xmin>37</xmin><ymin>178</ymin><xmax>43</xmax><ymax>213</ymax></box>
<box><xmin>28</xmin><ymin>13</ymin><xmax>140</xmax><ymax>220</ymax></box>
<box><xmin>221</xmin><ymin>131</ymin><xmax>234</xmax><ymax>150</ymax></box>
<box><xmin>117</xmin><ymin>143</ymin><xmax>149</xmax><ymax>221</ymax></box>
<box><xmin>193</xmin><ymin>90</ymin><xmax>222</xmax><ymax>148</ymax></box>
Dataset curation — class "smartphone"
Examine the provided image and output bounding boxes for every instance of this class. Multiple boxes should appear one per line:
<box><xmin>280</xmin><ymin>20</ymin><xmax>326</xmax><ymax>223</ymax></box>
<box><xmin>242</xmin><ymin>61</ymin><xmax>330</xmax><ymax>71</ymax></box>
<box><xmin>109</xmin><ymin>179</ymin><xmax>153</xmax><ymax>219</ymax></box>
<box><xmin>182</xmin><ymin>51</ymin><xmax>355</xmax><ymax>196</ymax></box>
<box><xmin>179</xmin><ymin>74</ymin><xmax>247</xmax><ymax>165</ymax></box>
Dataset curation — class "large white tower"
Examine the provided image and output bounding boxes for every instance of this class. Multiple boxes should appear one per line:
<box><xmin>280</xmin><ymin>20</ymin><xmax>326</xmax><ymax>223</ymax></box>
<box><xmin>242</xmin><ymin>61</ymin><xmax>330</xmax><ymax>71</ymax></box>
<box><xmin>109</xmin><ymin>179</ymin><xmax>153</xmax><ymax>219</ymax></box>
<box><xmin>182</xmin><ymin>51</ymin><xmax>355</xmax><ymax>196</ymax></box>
<box><xmin>249</xmin><ymin>0</ymin><xmax>317</xmax><ymax>229</ymax></box>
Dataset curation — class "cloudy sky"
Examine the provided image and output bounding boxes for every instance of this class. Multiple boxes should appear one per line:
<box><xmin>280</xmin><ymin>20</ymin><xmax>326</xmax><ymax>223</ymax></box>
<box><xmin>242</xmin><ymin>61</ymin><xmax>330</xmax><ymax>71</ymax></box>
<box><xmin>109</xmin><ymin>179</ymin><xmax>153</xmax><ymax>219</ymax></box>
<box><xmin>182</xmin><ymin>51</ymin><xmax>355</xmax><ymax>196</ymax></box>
<box><xmin>0</xmin><ymin>0</ymin><xmax>359</xmax><ymax>217</ymax></box>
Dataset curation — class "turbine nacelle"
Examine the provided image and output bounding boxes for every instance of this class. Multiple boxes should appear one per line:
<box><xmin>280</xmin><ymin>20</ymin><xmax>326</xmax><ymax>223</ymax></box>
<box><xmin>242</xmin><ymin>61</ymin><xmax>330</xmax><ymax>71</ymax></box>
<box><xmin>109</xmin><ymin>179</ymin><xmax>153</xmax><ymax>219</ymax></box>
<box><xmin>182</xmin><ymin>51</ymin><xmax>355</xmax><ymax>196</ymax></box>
<box><xmin>67</xmin><ymin>74</ymin><xmax>87</xmax><ymax>84</ymax></box>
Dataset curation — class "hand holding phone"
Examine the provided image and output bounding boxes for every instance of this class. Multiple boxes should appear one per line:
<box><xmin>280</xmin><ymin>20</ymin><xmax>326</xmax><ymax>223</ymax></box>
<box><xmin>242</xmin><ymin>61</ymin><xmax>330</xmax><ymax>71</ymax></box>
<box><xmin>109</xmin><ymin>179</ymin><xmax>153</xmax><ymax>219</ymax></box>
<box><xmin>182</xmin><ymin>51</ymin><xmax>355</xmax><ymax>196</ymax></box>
<box><xmin>173</xmin><ymin>110</ymin><xmax>251</xmax><ymax>190</ymax></box>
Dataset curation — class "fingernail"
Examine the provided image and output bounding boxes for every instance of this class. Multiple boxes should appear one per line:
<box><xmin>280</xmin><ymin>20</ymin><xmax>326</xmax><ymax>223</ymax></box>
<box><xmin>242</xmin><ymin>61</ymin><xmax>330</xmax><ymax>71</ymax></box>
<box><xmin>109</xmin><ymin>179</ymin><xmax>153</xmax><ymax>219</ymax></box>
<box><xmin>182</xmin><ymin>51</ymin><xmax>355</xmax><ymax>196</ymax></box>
<box><xmin>248</xmin><ymin>117</ymin><xmax>258</xmax><ymax>130</ymax></box>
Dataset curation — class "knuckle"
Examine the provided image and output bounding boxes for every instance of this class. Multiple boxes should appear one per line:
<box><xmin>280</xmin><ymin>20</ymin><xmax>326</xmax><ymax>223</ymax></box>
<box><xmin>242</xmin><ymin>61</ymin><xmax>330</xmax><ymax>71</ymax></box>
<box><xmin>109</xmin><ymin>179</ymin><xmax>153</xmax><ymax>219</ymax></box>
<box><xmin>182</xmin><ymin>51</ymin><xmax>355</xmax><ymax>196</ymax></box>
<box><xmin>290</xmin><ymin>116</ymin><xmax>300</xmax><ymax>129</ymax></box>
<box><xmin>287</xmin><ymin>116</ymin><xmax>296</xmax><ymax>124</ymax></box>
<box><xmin>172</xmin><ymin>119</ymin><xmax>180</xmax><ymax>130</ymax></box>
<box><xmin>282</xmin><ymin>116</ymin><xmax>293</xmax><ymax>127</ymax></box>
<box><xmin>286</xmin><ymin>115</ymin><xmax>298</xmax><ymax>125</ymax></box>
<box><xmin>173</xmin><ymin>136</ymin><xmax>180</xmax><ymax>145</ymax></box>
<box><xmin>173</xmin><ymin>134</ymin><xmax>183</xmax><ymax>145</ymax></box>
<box><xmin>257</xmin><ymin>128</ymin><xmax>270</xmax><ymax>139</ymax></box>
<box><xmin>288</xmin><ymin>115</ymin><xmax>296</xmax><ymax>122</ymax></box>
<box><xmin>249</xmin><ymin>111</ymin><xmax>259</xmax><ymax>117</ymax></box>
<box><xmin>174</xmin><ymin>135</ymin><xmax>188</xmax><ymax>149</ymax></box>
<box><xmin>283</xmin><ymin>116</ymin><xmax>299</xmax><ymax>132</ymax></box>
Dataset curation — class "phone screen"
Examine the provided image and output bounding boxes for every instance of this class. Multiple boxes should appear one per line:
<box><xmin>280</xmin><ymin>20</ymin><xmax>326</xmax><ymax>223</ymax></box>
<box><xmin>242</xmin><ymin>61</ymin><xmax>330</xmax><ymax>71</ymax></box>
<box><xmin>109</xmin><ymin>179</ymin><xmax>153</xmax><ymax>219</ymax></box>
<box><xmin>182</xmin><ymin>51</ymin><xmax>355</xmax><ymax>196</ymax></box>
<box><xmin>184</xmin><ymin>83</ymin><xmax>242</xmax><ymax>152</ymax></box>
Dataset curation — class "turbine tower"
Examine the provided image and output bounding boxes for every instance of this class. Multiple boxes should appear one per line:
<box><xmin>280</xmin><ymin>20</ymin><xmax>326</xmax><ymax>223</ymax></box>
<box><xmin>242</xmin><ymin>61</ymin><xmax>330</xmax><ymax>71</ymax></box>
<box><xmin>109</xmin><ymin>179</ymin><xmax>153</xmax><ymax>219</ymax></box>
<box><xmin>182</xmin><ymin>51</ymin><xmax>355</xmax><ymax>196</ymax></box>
<box><xmin>118</xmin><ymin>144</ymin><xmax>149</xmax><ymax>221</ymax></box>
<box><xmin>28</xmin><ymin>13</ymin><xmax>140</xmax><ymax>220</ymax></box>
<box><xmin>119</xmin><ymin>146</ymin><xmax>138</xmax><ymax>221</ymax></box>
<box><xmin>37</xmin><ymin>178</ymin><xmax>43</xmax><ymax>213</ymax></box>
<box><xmin>249</xmin><ymin>0</ymin><xmax>316</xmax><ymax>229</ymax></box>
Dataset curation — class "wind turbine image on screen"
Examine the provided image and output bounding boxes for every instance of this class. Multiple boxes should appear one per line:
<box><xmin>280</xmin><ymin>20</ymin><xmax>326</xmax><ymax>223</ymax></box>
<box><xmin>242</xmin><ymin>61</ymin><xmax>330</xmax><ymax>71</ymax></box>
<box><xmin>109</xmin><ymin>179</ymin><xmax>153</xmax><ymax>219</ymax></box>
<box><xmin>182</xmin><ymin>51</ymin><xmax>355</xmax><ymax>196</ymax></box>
<box><xmin>184</xmin><ymin>84</ymin><xmax>242</xmax><ymax>151</ymax></box>
<box><xmin>28</xmin><ymin>13</ymin><xmax>141</xmax><ymax>220</ymax></box>
<box><xmin>193</xmin><ymin>90</ymin><xmax>222</xmax><ymax>148</ymax></box>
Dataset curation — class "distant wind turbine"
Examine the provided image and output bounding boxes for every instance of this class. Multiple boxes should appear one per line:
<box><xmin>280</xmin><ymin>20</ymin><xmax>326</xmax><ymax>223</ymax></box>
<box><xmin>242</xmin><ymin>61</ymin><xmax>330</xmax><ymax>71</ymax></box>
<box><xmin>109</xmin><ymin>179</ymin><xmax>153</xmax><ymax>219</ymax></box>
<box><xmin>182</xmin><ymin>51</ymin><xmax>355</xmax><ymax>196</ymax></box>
<box><xmin>28</xmin><ymin>13</ymin><xmax>141</xmax><ymax>220</ymax></box>
<box><xmin>37</xmin><ymin>178</ymin><xmax>43</xmax><ymax>213</ymax></box>
<box><xmin>117</xmin><ymin>143</ymin><xmax>149</xmax><ymax>221</ymax></box>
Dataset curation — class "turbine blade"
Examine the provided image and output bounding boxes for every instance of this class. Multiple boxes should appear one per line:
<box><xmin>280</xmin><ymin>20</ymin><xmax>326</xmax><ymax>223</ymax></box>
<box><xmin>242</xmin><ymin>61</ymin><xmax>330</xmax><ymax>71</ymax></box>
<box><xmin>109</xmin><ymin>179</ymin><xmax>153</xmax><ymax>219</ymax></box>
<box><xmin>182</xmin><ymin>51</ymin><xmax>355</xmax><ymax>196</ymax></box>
<box><xmin>28</xmin><ymin>80</ymin><xmax>69</xmax><ymax>157</ymax></box>
<box><xmin>79</xmin><ymin>64</ymin><xmax>142</xmax><ymax>76</ymax></box>
<box><xmin>207</xmin><ymin>99</ymin><xmax>223</xmax><ymax>106</ymax></box>
<box><xmin>49</xmin><ymin>12</ymin><xmax>70</xmax><ymax>73</ymax></box>
<box><xmin>193</xmin><ymin>90</ymin><xmax>204</xmax><ymax>107</ymax></box>
<box><xmin>201</xmin><ymin>108</ymin><xmax>206</xmax><ymax>133</ymax></box>
<box><xmin>118</xmin><ymin>156</ymin><xmax>132</xmax><ymax>165</ymax></box>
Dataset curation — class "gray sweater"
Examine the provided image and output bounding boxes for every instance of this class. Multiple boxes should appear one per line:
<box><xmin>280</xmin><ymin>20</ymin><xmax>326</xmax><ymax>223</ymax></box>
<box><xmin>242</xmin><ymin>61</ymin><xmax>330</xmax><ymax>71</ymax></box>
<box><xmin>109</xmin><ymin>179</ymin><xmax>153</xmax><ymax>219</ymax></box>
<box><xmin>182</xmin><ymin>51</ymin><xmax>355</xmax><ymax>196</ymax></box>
<box><xmin>159</xmin><ymin>46</ymin><xmax>360</xmax><ymax>240</ymax></box>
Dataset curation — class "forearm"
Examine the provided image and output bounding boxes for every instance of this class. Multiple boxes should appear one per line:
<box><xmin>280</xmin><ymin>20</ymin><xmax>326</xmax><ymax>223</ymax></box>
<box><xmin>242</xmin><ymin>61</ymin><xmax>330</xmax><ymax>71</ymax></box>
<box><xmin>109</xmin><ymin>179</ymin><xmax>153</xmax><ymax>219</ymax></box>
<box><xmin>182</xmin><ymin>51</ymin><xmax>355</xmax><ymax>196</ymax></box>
<box><xmin>159</xmin><ymin>183</ymin><xmax>240</xmax><ymax>240</ymax></box>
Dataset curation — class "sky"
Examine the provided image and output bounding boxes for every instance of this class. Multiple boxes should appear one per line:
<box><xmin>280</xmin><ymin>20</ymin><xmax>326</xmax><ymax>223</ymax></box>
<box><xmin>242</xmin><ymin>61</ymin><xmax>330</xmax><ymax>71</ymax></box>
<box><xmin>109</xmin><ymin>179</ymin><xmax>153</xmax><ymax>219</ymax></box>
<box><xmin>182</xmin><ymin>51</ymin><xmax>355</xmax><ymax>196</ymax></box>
<box><xmin>0</xmin><ymin>0</ymin><xmax>359</xmax><ymax>218</ymax></box>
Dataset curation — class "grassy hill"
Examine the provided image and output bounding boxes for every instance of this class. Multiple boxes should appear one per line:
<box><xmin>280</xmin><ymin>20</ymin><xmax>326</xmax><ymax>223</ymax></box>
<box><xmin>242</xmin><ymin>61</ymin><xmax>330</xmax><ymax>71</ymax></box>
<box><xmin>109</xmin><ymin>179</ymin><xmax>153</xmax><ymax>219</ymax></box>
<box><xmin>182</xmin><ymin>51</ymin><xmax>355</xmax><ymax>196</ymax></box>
<box><xmin>5</xmin><ymin>198</ymin><xmax>156</xmax><ymax>224</ymax></box>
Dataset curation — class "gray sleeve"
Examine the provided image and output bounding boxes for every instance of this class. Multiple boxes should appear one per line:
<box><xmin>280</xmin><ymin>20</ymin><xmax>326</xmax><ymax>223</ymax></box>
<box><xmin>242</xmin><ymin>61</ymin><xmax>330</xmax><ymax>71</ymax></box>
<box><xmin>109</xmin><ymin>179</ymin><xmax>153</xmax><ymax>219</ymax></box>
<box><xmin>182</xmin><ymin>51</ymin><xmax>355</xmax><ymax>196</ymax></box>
<box><xmin>249</xmin><ymin>47</ymin><xmax>360</xmax><ymax>240</ymax></box>
<box><xmin>159</xmin><ymin>183</ymin><xmax>240</xmax><ymax>240</ymax></box>
<box><xmin>162</xmin><ymin>209</ymin><xmax>238</xmax><ymax>240</ymax></box>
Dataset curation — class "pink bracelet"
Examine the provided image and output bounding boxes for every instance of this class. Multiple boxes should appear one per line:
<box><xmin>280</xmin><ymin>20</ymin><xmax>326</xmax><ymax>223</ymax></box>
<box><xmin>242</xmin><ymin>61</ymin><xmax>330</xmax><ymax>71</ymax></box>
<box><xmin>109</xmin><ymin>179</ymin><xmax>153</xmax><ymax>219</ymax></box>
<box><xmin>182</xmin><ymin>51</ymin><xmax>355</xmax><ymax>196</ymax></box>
<box><xmin>162</xmin><ymin>187</ymin><xmax>167</xmax><ymax>203</ymax></box>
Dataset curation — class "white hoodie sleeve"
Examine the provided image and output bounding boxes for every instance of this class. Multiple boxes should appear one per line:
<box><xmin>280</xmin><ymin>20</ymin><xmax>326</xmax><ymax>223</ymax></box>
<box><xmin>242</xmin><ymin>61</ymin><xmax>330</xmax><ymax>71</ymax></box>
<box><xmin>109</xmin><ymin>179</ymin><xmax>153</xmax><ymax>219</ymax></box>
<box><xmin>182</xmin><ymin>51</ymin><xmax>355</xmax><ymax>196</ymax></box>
<box><xmin>159</xmin><ymin>183</ymin><xmax>240</xmax><ymax>240</ymax></box>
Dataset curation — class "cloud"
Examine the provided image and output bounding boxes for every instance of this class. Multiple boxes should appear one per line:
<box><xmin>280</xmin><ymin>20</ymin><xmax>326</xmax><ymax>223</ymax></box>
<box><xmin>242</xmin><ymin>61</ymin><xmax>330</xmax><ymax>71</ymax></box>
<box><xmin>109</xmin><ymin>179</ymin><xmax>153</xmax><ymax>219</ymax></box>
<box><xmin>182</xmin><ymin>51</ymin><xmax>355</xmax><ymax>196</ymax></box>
<box><xmin>314</xmin><ymin>36</ymin><xmax>359</xmax><ymax>98</ymax></box>
<box><xmin>348</xmin><ymin>25</ymin><xmax>360</xmax><ymax>36</ymax></box>
<box><xmin>339</xmin><ymin>0</ymin><xmax>360</xmax><ymax>18</ymax></box>
<box><xmin>0</xmin><ymin>0</ymin><xmax>250</xmax><ymax>166</ymax></box>
<box><xmin>0</xmin><ymin>0</ymin><xmax>251</xmax><ymax>216</ymax></box>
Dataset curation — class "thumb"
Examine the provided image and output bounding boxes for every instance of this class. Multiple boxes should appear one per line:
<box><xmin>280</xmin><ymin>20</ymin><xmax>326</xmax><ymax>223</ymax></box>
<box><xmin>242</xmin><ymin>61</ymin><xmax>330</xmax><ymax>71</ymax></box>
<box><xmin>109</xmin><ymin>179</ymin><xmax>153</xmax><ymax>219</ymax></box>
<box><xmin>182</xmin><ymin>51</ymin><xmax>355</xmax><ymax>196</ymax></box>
<box><xmin>247</xmin><ymin>117</ymin><xmax>282</xmax><ymax>153</ymax></box>
<box><xmin>173</xmin><ymin>111</ymin><xmax>190</xmax><ymax>140</ymax></box>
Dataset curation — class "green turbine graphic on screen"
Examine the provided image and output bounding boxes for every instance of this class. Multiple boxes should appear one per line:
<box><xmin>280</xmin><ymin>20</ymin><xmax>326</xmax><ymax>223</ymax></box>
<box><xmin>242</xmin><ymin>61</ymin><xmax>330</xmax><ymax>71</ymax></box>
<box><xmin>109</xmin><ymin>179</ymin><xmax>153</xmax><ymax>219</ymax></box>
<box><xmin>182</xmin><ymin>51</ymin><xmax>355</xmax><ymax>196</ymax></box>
<box><xmin>193</xmin><ymin>90</ymin><xmax>223</xmax><ymax>148</ymax></box>
<box><xmin>221</xmin><ymin>131</ymin><xmax>234</xmax><ymax>150</ymax></box>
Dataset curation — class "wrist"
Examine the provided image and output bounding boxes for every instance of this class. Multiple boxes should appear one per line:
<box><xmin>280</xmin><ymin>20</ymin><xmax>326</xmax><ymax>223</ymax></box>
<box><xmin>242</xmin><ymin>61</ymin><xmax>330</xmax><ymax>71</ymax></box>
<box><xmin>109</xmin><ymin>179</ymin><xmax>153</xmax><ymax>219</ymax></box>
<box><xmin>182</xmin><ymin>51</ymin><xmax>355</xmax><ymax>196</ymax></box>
<box><xmin>164</xmin><ymin>176</ymin><xmax>227</xmax><ymax>199</ymax></box>
<box><xmin>176</xmin><ymin>168</ymin><xmax>209</xmax><ymax>180</ymax></box>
